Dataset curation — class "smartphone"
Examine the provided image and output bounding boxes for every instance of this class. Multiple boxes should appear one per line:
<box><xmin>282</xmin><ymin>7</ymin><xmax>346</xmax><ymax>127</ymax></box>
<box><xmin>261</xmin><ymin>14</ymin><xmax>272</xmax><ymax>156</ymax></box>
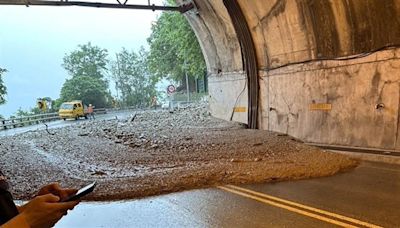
<box><xmin>62</xmin><ymin>182</ymin><xmax>96</xmax><ymax>202</ymax></box>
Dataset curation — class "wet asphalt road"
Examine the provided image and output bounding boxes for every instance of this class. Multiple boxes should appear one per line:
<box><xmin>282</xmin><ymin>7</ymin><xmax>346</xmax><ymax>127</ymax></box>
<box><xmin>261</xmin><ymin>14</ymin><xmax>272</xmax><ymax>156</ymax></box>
<box><xmin>56</xmin><ymin>161</ymin><xmax>399</xmax><ymax>228</ymax></box>
<box><xmin>5</xmin><ymin>113</ymin><xmax>399</xmax><ymax>227</ymax></box>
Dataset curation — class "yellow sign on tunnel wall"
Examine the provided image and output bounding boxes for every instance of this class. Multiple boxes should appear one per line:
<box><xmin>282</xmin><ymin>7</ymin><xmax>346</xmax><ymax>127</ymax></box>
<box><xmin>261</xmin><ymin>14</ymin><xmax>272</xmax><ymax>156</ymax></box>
<box><xmin>233</xmin><ymin>107</ymin><xmax>247</xmax><ymax>112</ymax></box>
<box><xmin>309</xmin><ymin>103</ymin><xmax>332</xmax><ymax>111</ymax></box>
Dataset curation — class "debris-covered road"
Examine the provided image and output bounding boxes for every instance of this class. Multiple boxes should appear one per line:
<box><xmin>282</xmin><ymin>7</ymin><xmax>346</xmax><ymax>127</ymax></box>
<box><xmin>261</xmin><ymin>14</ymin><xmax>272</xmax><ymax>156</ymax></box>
<box><xmin>0</xmin><ymin>103</ymin><xmax>358</xmax><ymax>200</ymax></box>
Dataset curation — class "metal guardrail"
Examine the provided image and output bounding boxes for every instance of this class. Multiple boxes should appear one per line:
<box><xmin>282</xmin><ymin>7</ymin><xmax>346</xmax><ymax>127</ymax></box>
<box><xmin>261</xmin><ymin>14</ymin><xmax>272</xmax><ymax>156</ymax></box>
<box><xmin>0</xmin><ymin>105</ymin><xmax>181</xmax><ymax>130</ymax></box>
<box><xmin>0</xmin><ymin>108</ymin><xmax>108</xmax><ymax>130</ymax></box>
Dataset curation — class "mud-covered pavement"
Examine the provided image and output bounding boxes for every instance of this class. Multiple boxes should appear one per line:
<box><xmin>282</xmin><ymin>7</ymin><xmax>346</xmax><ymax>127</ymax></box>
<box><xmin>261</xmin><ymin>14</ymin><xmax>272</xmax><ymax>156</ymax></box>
<box><xmin>0</xmin><ymin>103</ymin><xmax>358</xmax><ymax>200</ymax></box>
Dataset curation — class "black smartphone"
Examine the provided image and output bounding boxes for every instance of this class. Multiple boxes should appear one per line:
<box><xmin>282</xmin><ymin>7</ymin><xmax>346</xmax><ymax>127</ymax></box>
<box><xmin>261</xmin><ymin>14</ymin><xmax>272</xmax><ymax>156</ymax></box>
<box><xmin>62</xmin><ymin>182</ymin><xmax>96</xmax><ymax>202</ymax></box>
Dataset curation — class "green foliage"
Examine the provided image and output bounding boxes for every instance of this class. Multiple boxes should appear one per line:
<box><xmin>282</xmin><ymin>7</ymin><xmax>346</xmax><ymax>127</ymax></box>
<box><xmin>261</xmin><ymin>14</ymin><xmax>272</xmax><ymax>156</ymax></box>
<box><xmin>147</xmin><ymin>11</ymin><xmax>206</xmax><ymax>82</ymax></box>
<box><xmin>60</xmin><ymin>76</ymin><xmax>109</xmax><ymax>108</ymax></box>
<box><xmin>0</xmin><ymin>68</ymin><xmax>8</xmax><ymax>105</ymax></box>
<box><xmin>30</xmin><ymin>107</ymin><xmax>42</xmax><ymax>115</ymax></box>
<box><xmin>61</xmin><ymin>43</ymin><xmax>111</xmax><ymax>107</ymax></box>
<box><xmin>53</xmin><ymin>99</ymin><xmax>63</xmax><ymax>111</ymax></box>
<box><xmin>14</xmin><ymin>101</ymin><xmax>52</xmax><ymax>117</ymax></box>
<box><xmin>15</xmin><ymin>107</ymin><xmax>32</xmax><ymax>117</ymax></box>
<box><xmin>110</xmin><ymin>47</ymin><xmax>157</xmax><ymax>107</ymax></box>
<box><xmin>62</xmin><ymin>42</ymin><xmax>109</xmax><ymax>79</ymax></box>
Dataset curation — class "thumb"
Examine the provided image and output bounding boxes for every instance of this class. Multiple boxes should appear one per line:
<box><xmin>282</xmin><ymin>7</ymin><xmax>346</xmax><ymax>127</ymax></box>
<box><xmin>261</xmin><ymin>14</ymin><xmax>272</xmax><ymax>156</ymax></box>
<box><xmin>65</xmin><ymin>188</ymin><xmax>78</xmax><ymax>195</ymax></box>
<box><xmin>51</xmin><ymin>183</ymin><xmax>63</xmax><ymax>191</ymax></box>
<box><xmin>40</xmin><ymin>193</ymin><xmax>60</xmax><ymax>203</ymax></box>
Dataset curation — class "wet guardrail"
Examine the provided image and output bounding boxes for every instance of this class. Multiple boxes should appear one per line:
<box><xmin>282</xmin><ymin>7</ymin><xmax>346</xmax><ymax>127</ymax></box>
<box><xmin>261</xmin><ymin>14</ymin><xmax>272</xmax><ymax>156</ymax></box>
<box><xmin>0</xmin><ymin>108</ymin><xmax>109</xmax><ymax>130</ymax></box>
<box><xmin>0</xmin><ymin>103</ymin><xmax>195</xmax><ymax>130</ymax></box>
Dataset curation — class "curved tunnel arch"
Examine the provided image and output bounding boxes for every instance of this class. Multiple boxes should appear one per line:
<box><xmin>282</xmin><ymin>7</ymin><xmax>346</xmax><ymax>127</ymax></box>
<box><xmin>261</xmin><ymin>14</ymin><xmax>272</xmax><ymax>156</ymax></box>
<box><xmin>181</xmin><ymin>0</ymin><xmax>400</xmax><ymax>150</ymax></box>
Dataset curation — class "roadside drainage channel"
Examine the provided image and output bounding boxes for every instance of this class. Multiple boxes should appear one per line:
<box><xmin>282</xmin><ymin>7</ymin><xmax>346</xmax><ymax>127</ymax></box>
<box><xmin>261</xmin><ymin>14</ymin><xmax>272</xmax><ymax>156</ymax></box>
<box><xmin>307</xmin><ymin>143</ymin><xmax>400</xmax><ymax>165</ymax></box>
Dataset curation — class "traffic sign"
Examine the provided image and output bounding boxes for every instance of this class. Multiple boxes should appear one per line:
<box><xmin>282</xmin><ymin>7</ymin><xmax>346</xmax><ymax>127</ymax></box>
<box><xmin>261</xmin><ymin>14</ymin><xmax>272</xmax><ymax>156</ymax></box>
<box><xmin>167</xmin><ymin>85</ymin><xmax>176</xmax><ymax>94</ymax></box>
<box><xmin>37</xmin><ymin>99</ymin><xmax>47</xmax><ymax>111</ymax></box>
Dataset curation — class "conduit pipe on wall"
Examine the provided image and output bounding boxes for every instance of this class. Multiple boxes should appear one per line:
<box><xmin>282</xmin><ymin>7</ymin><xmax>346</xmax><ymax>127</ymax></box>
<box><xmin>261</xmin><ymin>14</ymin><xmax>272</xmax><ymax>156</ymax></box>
<box><xmin>223</xmin><ymin>0</ymin><xmax>259</xmax><ymax>129</ymax></box>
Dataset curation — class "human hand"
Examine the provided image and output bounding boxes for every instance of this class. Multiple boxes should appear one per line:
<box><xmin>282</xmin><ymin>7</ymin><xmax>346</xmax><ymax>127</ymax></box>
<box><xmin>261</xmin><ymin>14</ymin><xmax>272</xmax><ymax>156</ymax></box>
<box><xmin>37</xmin><ymin>182</ymin><xmax>77</xmax><ymax>201</ymax></box>
<box><xmin>21</xmin><ymin>194</ymin><xmax>79</xmax><ymax>228</ymax></box>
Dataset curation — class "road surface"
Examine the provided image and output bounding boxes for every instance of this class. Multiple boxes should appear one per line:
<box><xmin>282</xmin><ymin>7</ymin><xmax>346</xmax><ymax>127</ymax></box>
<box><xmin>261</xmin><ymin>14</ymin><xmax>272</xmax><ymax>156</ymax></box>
<box><xmin>4</xmin><ymin>110</ymin><xmax>398</xmax><ymax>227</ymax></box>
<box><xmin>56</xmin><ymin>161</ymin><xmax>399</xmax><ymax>228</ymax></box>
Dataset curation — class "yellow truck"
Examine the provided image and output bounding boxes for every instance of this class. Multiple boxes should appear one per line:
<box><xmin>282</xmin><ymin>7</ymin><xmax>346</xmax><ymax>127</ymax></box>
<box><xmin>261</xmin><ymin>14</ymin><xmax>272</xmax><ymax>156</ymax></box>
<box><xmin>59</xmin><ymin>100</ymin><xmax>88</xmax><ymax>120</ymax></box>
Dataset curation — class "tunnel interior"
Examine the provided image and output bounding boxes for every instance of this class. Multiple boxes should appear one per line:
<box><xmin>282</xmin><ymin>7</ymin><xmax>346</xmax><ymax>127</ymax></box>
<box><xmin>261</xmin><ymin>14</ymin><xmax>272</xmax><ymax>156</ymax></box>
<box><xmin>181</xmin><ymin>0</ymin><xmax>400</xmax><ymax>150</ymax></box>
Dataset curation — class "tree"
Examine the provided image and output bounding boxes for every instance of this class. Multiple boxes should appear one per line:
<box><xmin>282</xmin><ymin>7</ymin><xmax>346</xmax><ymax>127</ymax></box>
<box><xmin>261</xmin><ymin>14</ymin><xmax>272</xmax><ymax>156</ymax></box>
<box><xmin>62</xmin><ymin>42</ymin><xmax>109</xmax><ymax>79</ymax></box>
<box><xmin>15</xmin><ymin>107</ymin><xmax>31</xmax><ymax>117</ymax></box>
<box><xmin>0</xmin><ymin>68</ymin><xmax>8</xmax><ymax>105</ymax></box>
<box><xmin>60</xmin><ymin>76</ymin><xmax>109</xmax><ymax>108</ymax></box>
<box><xmin>147</xmin><ymin>9</ymin><xmax>206</xmax><ymax>82</ymax></box>
<box><xmin>60</xmin><ymin>43</ymin><xmax>111</xmax><ymax>107</ymax></box>
<box><xmin>110</xmin><ymin>47</ymin><xmax>157</xmax><ymax>107</ymax></box>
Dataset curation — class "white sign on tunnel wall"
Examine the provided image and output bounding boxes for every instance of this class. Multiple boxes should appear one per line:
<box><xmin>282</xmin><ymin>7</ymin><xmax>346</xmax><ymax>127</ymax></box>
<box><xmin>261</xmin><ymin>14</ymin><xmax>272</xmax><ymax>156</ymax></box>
<box><xmin>309</xmin><ymin>103</ymin><xmax>332</xmax><ymax>111</ymax></box>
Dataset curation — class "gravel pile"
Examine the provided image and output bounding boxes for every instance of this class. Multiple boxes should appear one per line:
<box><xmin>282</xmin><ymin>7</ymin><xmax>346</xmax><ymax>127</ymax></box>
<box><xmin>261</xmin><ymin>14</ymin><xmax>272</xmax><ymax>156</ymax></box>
<box><xmin>0</xmin><ymin>102</ymin><xmax>358</xmax><ymax>200</ymax></box>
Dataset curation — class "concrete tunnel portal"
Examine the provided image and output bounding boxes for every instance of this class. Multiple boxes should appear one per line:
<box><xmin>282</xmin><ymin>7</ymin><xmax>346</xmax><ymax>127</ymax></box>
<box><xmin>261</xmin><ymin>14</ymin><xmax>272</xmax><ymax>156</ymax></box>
<box><xmin>2</xmin><ymin>0</ymin><xmax>400</xmax><ymax>151</ymax></box>
<box><xmin>2</xmin><ymin>4</ymin><xmax>400</xmax><ymax>226</ymax></box>
<box><xmin>181</xmin><ymin>0</ymin><xmax>400</xmax><ymax>152</ymax></box>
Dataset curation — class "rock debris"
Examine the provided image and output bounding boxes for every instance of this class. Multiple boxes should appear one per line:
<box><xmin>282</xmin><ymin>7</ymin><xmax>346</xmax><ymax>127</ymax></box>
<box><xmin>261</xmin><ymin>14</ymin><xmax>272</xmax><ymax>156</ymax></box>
<box><xmin>0</xmin><ymin>103</ymin><xmax>357</xmax><ymax>201</ymax></box>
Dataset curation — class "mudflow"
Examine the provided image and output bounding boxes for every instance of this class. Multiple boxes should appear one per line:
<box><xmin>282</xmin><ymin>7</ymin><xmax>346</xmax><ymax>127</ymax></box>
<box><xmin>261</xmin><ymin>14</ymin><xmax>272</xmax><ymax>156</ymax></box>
<box><xmin>0</xmin><ymin>102</ymin><xmax>357</xmax><ymax>201</ymax></box>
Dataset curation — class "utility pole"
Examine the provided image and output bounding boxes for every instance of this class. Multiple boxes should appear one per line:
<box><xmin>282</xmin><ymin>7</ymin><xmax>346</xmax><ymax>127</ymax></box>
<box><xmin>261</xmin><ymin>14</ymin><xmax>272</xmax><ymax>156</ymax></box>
<box><xmin>116</xmin><ymin>54</ymin><xmax>121</xmax><ymax>107</ymax></box>
<box><xmin>184</xmin><ymin>51</ymin><xmax>190</xmax><ymax>102</ymax></box>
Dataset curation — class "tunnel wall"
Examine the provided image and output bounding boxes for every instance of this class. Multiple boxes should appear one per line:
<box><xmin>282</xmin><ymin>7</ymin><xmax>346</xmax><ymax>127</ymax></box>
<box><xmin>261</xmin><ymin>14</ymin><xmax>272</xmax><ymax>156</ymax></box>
<box><xmin>184</xmin><ymin>0</ymin><xmax>400</xmax><ymax>150</ymax></box>
<box><xmin>261</xmin><ymin>49</ymin><xmax>400</xmax><ymax>150</ymax></box>
<box><xmin>183</xmin><ymin>0</ymin><xmax>248</xmax><ymax>123</ymax></box>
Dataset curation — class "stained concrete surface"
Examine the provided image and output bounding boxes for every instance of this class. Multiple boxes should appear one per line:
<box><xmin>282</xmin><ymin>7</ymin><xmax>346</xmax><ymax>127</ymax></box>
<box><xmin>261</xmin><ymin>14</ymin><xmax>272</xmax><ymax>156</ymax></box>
<box><xmin>183</xmin><ymin>0</ymin><xmax>400</xmax><ymax>150</ymax></box>
<box><xmin>265</xmin><ymin>49</ymin><xmax>400</xmax><ymax>150</ymax></box>
<box><xmin>55</xmin><ymin>161</ymin><xmax>399</xmax><ymax>228</ymax></box>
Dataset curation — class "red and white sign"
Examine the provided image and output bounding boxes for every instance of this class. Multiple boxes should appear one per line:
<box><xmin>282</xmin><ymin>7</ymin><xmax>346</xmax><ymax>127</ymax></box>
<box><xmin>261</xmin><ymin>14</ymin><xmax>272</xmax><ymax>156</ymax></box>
<box><xmin>167</xmin><ymin>85</ymin><xmax>176</xmax><ymax>94</ymax></box>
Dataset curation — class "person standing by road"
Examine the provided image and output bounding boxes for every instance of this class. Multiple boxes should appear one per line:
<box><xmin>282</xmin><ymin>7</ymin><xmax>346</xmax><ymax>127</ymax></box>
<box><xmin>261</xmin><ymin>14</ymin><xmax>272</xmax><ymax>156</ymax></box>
<box><xmin>87</xmin><ymin>104</ymin><xmax>95</xmax><ymax>120</ymax></box>
<box><xmin>151</xmin><ymin>96</ymin><xmax>158</xmax><ymax>109</ymax></box>
<box><xmin>0</xmin><ymin>170</ymin><xmax>79</xmax><ymax>228</ymax></box>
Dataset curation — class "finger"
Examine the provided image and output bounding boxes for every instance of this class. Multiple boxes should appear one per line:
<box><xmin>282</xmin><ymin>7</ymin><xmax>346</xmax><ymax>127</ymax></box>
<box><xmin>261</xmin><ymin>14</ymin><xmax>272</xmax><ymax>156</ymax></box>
<box><xmin>53</xmin><ymin>200</ymin><xmax>80</xmax><ymax>211</ymax></box>
<box><xmin>48</xmin><ymin>184</ymin><xmax>72</xmax><ymax>199</ymax></box>
<box><xmin>57</xmin><ymin>210</ymin><xmax>68</xmax><ymax>217</ymax></box>
<box><xmin>37</xmin><ymin>183</ymin><xmax>55</xmax><ymax>196</ymax></box>
<box><xmin>65</xmin><ymin>188</ymin><xmax>78</xmax><ymax>195</ymax></box>
<box><xmin>50</xmin><ymin>182</ymin><xmax>61</xmax><ymax>188</ymax></box>
<box><xmin>39</xmin><ymin>183</ymin><xmax>62</xmax><ymax>197</ymax></box>
<box><xmin>50</xmin><ymin>183</ymin><xmax>64</xmax><ymax>196</ymax></box>
<box><xmin>40</xmin><ymin>193</ymin><xmax>60</xmax><ymax>203</ymax></box>
<box><xmin>54</xmin><ymin>212</ymin><xmax>66</xmax><ymax>222</ymax></box>
<box><xmin>60</xmin><ymin>188</ymin><xmax>78</xmax><ymax>198</ymax></box>
<box><xmin>58</xmin><ymin>189</ymin><xmax>78</xmax><ymax>201</ymax></box>
<box><xmin>44</xmin><ymin>183</ymin><xmax>61</xmax><ymax>192</ymax></box>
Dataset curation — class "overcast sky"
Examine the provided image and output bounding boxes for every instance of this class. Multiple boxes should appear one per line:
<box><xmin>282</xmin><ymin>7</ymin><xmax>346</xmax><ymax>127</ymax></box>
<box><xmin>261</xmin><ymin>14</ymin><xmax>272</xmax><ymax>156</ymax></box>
<box><xmin>0</xmin><ymin>0</ymin><xmax>164</xmax><ymax>117</ymax></box>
